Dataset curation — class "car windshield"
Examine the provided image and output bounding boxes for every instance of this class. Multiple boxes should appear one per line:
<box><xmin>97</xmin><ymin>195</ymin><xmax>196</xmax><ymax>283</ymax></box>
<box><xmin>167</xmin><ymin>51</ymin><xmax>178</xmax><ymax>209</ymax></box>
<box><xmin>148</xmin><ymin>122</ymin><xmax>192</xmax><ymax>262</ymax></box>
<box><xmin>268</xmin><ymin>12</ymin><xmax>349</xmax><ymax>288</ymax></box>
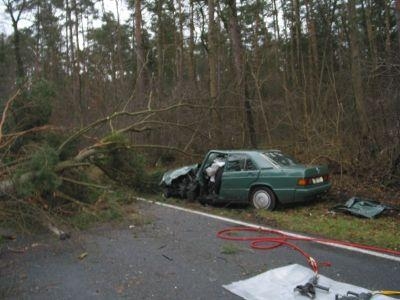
<box><xmin>263</xmin><ymin>151</ymin><xmax>298</xmax><ymax>167</ymax></box>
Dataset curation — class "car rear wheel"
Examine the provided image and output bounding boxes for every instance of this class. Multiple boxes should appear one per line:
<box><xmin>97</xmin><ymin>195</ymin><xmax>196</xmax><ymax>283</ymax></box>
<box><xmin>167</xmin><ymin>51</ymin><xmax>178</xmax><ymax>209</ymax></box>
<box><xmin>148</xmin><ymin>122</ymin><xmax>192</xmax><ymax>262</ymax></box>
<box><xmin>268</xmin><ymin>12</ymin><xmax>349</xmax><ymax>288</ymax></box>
<box><xmin>250</xmin><ymin>187</ymin><xmax>276</xmax><ymax>210</ymax></box>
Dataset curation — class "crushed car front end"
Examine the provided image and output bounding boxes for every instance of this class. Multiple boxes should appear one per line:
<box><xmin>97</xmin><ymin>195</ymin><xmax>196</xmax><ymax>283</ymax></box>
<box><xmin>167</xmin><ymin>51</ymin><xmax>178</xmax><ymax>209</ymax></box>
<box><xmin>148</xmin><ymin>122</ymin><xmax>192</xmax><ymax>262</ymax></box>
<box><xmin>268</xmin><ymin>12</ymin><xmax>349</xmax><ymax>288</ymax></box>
<box><xmin>160</xmin><ymin>164</ymin><xmax>199</xmax><ymax>198</ymax></box>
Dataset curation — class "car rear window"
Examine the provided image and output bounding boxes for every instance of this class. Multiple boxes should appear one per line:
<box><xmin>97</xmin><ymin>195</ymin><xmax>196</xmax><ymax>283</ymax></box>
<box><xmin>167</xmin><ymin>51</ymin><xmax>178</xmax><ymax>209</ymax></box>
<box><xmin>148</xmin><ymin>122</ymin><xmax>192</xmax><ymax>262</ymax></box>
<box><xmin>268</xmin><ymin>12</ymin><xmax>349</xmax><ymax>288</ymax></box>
<box><xmin>263</xmin><ymin>152</ymin><xmax>297</xmax><ymax>167</ymax></box>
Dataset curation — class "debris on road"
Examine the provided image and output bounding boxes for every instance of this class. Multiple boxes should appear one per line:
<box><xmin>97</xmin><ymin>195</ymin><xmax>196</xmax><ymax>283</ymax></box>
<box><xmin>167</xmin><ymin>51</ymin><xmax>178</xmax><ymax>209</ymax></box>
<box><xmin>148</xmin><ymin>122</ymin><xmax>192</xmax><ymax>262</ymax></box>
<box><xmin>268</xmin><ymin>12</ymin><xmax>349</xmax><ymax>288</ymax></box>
<box><xmin>162</xmin><ymin>254</ymin><xmax>173</xmax><ymax>261</ymax></box>
<box><xmin>7</xmin><ymin>246</ymin><xmax>27</xmax><ymax>253</ymax></box>
<box><xmin>47</xmin><ymin>222</ymin><xmax>71</xmax><ymax>240</ymax></box>
<box><xmin>78</xmin><ymin>252</ymin><xmax>88</xmax><ymax>260</ymax></box>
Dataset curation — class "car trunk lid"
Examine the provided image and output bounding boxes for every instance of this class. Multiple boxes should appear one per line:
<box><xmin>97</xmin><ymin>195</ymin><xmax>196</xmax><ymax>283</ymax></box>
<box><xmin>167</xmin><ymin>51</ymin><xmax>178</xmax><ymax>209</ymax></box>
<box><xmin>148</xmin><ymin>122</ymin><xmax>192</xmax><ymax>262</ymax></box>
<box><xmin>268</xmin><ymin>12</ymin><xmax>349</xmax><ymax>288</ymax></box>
<box><xmin>304</xmin><ymin>165</ymin><xmax>329</xmax><ymax>178</ymax></box>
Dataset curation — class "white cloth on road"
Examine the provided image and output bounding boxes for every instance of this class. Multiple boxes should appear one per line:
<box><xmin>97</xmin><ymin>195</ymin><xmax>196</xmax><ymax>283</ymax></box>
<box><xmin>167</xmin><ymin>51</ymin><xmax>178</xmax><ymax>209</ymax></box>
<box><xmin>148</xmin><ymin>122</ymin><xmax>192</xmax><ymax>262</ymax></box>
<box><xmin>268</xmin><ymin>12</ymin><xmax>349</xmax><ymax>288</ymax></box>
<box><xmin>223</xmin><ymin>264</ymin><xmax>395</xmax><ymax>300</ymax></box>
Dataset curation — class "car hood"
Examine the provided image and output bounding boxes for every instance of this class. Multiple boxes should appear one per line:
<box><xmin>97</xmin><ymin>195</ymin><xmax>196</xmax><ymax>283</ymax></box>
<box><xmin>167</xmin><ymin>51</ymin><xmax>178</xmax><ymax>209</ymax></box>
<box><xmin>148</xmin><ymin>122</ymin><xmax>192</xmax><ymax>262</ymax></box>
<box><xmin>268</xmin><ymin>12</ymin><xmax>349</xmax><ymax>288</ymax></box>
<box><xmin>160</xmin><ymin>164</ymin><xmax>198</xmax><ymax>186</ymax></box>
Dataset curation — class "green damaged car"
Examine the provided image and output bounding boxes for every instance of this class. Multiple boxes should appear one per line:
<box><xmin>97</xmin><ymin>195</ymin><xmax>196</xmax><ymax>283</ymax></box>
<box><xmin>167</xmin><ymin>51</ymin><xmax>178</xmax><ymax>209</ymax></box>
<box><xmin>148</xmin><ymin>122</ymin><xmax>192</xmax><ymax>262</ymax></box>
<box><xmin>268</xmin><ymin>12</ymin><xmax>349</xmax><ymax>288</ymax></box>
<box><xmin>160</xmin><ymin>150</ymin><xmax>331</xmax><ymax>210</ymax></box>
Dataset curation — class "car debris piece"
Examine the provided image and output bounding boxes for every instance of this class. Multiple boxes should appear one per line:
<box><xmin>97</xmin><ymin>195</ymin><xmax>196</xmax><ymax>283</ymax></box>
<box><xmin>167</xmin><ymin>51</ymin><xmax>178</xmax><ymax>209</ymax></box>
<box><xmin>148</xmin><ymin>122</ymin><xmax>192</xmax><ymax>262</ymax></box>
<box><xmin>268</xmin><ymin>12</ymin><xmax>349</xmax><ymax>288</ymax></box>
<box><xmin>78</xmin><ymin>252</ymin><xmax>88</xmax><ymax>260</ymax></box>
<box><xmin>47</xmin><ymin>222</ymin><xmax>71</xmax><ymax>240</ymax></box>
<box><xmin>330</xmin><ymin>197</ymin><xmax>398</xmax><ymax>219</ymax></box>
<box><xmin>160</xmin><ymin>150</ymin><xmax>331</xmax><ymax>210</ymax></box>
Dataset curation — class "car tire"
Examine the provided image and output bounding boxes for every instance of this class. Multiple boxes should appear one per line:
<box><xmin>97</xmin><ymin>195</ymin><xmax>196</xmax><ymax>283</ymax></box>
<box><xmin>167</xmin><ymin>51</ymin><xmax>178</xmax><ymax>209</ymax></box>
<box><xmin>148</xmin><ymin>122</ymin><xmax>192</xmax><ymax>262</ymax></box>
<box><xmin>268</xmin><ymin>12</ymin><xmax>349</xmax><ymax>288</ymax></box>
<box><xmin>250</xmin><ymin>187</ymin><xmax>276</xmax><ymax>210</ymax></box>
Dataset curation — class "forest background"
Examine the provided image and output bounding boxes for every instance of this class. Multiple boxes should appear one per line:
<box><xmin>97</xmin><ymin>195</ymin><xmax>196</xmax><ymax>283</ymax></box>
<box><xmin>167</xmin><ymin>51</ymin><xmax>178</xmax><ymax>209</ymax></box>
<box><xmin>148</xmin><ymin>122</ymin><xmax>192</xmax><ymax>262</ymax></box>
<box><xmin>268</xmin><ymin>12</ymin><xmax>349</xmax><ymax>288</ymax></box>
<box><xmin>0</xmin><ymin>0</ymin><xmax>400</xmax><ymax>228</ymax></box>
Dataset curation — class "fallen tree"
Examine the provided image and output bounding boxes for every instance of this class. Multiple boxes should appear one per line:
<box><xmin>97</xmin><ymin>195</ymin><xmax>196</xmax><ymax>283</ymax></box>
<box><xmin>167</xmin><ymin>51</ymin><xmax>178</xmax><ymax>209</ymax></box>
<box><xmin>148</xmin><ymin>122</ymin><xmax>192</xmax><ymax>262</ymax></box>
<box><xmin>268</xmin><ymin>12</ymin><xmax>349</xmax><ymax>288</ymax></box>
<box><xmin>0</xmin><ymin>80</ymin><xmax>206</xmax><ymax>234</ymax></box>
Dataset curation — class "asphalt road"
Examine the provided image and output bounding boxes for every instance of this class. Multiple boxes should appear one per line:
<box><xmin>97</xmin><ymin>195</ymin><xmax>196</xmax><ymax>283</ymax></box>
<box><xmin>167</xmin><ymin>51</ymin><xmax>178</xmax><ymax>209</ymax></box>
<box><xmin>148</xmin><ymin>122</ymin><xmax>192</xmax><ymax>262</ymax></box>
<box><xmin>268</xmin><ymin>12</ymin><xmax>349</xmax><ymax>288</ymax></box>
<box><xmin>1</xmin><ymin>200</ymin><xmax>399</xmax><ymax>299</ymax></box>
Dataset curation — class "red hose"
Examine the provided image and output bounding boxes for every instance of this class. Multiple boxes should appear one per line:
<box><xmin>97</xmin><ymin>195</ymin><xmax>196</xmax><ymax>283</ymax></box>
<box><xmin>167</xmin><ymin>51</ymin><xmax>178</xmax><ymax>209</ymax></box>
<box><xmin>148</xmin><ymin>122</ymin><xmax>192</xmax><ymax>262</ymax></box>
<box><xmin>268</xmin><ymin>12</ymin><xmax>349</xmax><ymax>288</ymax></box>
<box><xmin>217</xmin><ymin>227</ymin><xmax>400</xmax><ymax>274</ymax></box>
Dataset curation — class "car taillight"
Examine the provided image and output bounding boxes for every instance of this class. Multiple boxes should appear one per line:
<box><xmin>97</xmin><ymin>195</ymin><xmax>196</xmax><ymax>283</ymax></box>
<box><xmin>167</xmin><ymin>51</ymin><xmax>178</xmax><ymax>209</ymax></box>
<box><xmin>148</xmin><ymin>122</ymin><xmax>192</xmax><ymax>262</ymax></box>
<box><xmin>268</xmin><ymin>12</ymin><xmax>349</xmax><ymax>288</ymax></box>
<box><xmin>297</xmin><ymin>178</ymin><xmax>311</xmax><ymax>186</ymax></box>
<box><xmin>298</xmin><ymin>174</ymin><xmax>329</xmax><ymax>186</ymax></box>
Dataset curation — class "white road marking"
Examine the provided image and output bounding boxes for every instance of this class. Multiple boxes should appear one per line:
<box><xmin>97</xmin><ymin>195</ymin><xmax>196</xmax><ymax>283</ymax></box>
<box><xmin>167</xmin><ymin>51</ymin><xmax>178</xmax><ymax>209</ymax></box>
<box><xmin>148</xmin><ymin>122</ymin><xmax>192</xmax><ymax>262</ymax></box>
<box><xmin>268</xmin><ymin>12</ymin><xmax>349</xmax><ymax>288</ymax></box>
<box><xmin>135</xmin><ymin>197</ymin><xmax>400</xmax><ymax>263</ymax></box>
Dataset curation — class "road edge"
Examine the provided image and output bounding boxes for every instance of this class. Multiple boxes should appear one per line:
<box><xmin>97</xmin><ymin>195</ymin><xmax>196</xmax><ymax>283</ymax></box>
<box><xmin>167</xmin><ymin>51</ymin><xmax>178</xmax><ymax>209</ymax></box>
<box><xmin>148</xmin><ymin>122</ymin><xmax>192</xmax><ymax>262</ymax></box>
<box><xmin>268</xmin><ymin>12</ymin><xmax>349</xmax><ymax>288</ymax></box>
<box><xmin>135</xmin><ymin>197</ymin><xmax>400</xmax><ymax>263</ymax></box>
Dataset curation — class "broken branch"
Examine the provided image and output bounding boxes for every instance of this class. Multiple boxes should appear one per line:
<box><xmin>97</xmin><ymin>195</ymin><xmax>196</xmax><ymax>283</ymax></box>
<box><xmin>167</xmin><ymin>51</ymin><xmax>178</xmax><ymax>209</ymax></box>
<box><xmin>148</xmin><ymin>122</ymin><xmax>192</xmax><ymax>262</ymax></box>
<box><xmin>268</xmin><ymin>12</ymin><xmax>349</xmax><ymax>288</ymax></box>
<box><xmin>60</xmin><ymin>176</ymin><xmax>108</xmax><ymax>190</ymax></box>
<box><xmin>57</xmin><ymin>102</ymin><xmax>208</xmax><ymax>153</ymax></box>
<box><xmin>0</xmin><ymin>89</ymin><xmax>21</xmax><ymax>145</ymax></box>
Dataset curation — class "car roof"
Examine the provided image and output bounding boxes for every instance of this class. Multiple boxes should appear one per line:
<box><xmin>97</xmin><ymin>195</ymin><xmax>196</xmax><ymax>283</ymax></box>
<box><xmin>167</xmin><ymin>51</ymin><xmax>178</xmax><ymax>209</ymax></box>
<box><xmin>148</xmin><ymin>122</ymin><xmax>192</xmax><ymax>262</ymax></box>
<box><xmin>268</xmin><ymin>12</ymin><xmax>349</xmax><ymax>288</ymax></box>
<box><xmin>208</xmin><ymin>149</ymin><xmax>281</xmax><ymax>155</ymax></box>
<box><xmin>203</xmin><ymin>150</ymin><xmax>292</xmax><ymax>169</ymax></box>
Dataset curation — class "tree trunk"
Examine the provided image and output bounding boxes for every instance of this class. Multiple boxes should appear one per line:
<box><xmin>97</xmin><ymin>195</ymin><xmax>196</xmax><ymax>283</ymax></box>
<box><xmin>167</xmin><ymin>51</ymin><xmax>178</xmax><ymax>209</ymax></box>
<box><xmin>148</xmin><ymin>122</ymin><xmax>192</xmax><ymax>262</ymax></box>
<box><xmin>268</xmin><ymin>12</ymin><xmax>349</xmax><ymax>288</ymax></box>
<box><xmin>292</xmin><ymin>0</ymin><xmax>301</xmax><ymax>73</ymax></box>
<box><xmin>72</xmin><ymin>0</ymin><xmax>84</xmax><ymax>126</ymax></box>
<box><xmin>64</xmin><ymin>0</ymin><xmax>71</xmax><ymax>76</ymax></box>
<box><xmin>252</xmin><ymin>0</ymin><xmax>261</xmax><ymax>71</ymax></box>
<box><xmin>216</xmin><ymin>1</ymin><xmax>223</xmax><ymax>112</ymax></box>
<box><xmin>208</xmin><ymin>0</ymin><xmax>219</xmax><ymax>139</ymax></box>
<box><xmin>363</xmin><ymin>0</ymin><xmax>377</xmax><ymax>67</ymax></box>
<box><xmin>34</xmin><ymin>2</ymin><xmax>41</xmax><ymax>77</ymax></box>
<box><xmin>272</xmin><ymin>0</ymin><xmax>281</xmax><ymax>70</ymax></box>
<box><xmin>4</xmin><ymin>0</ymin><xmax>26</xmax><ymax>83</ymax></box>
<box><xmin>175</xmin><ymin>0</ymin><xmax>184</xmax><ymax>94</ymax></box>
<box><xmin>227</xmin><ymin>0</ymin><xmax>257</xmax><ymax>148</ymax></box>
<box><xmin>115</xmin><ymin>0</ymin><xmax>124</xmax><ymax>105</ymax></box>
<box><xmin>208</xmin><ymin>0</ymin><xmax>217</xmax><ymax>102</ymax></box>
<box><xmin>156</xmin><ymin>0</ymin><xmax>164</xmax><ymax>101</ymax></box>
<box><xmin>12</xmin><ymin>21</ymin><xmax>24</xmax><ymax>82</ymax></box>
<box><xmin>304</xmin><ymin>0</ymin><xmax>318</xmax><ymax>113</ymax></box>
<box><xmin>135</xmin><ymin>0</ymin><xmax>145</xmax><ymax>104</ymax></box>
<box><xmin>304</xmin><ymin>0</ymin><xmax>318</xmax><ymax>76</ymax></box>
<box><xmin>348</xmin><ymin>0</ymin><xmax>369</xmax><ymax>136</ymax></box>
<box><xmin>385</xmin><ymin>0</ymin><xmax>391</xmax><ymax>54</ymax></box>
<box><xmin>396</xmin><ymin>0</ymin><xmax>400</xmax><ymax>51</ymax></box>
<box><xmin>65</xmin><ymin>0</ymin><xmax>79</xmax><ymax>123</ymax></box>
<box><xmin>188</xmin><ymin>0</ymin><xmax>196</xmax><ymax>83</ymax></box>
<box><xmin>252</xmin><ymin>0</ymin><xmax>272</xmax><ymax>145</ymax></box>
